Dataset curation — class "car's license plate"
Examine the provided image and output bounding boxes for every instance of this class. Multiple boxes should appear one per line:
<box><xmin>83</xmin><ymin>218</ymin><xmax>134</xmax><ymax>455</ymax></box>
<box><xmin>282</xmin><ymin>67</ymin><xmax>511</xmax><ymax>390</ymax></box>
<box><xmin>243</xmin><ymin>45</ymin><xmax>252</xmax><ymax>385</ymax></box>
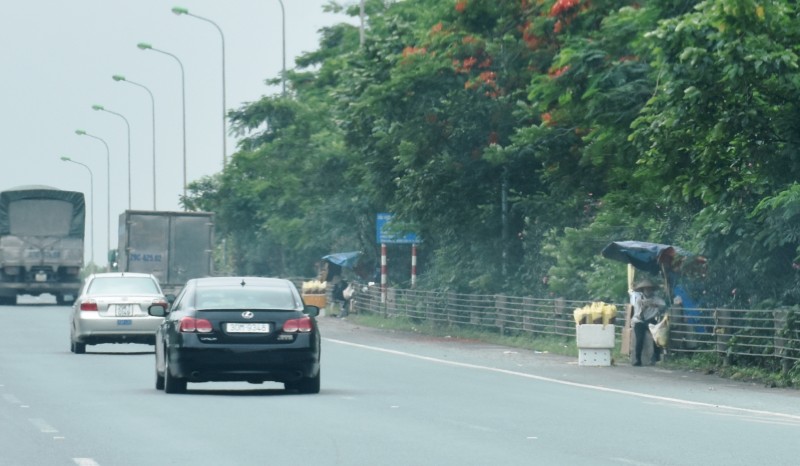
<box><xmin>226</xmin><ymin>322</ymin><xmax>271</xmax><ymax>333</ymax></box>
<box><xmin>117</xmin><ymin>319</ymin><xmax>132</xmax><ymax>326</ymax></box>
<box><xmin>115</xmin><ymin>304</ymin><xmax>134</xmax><ymax>317</ymax></box>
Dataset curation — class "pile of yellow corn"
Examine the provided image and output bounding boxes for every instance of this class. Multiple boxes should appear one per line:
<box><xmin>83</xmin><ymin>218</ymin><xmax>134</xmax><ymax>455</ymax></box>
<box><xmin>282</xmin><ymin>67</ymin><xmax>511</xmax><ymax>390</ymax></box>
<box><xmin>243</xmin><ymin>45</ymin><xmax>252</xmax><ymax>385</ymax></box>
<box><xmin>573</xmin><ymin>302</ymin><xmax>617</xmax><ymax>326</ymax></box>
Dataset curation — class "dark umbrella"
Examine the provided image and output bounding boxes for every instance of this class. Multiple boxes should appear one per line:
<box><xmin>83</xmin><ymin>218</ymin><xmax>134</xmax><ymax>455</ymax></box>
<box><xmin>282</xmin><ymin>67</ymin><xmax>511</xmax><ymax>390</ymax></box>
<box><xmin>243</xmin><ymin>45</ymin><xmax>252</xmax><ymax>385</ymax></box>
<box><xmin>601</xmin><ymin>241</ymin><xmax>703</xmax><ymax>276</ymax></box>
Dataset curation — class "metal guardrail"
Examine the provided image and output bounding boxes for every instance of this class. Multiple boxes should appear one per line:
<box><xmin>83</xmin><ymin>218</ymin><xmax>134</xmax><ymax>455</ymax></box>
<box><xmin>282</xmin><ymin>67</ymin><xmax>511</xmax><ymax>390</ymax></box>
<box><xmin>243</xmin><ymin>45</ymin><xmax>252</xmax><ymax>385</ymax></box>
<box><xmin>349</xmin><ymin>285</ymin><xmax>800</xmax><ymax>368</ymax></box>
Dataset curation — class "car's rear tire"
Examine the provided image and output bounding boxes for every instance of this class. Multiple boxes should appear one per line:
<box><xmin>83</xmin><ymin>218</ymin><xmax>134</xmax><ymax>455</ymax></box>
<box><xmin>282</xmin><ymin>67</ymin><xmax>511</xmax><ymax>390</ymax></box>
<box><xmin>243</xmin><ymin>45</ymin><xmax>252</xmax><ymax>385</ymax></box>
<box><xmin>163</xmin><ymin>352</ymin><xmax>186</xmax><ymax>394</ymax></box>
<box><xmin>287</xmin><ymin>370</ymin><xmax>320</xmax><ymax>394</ymax></box>
<box><xmin>71</xmin><ymin>340</ymin><xmax>86</xmax><ymax>354</ymax></box>
<box><xmin>155</xmin><ymin>356</ymin><xmax>165</xmax><ymax>390</ymax></box>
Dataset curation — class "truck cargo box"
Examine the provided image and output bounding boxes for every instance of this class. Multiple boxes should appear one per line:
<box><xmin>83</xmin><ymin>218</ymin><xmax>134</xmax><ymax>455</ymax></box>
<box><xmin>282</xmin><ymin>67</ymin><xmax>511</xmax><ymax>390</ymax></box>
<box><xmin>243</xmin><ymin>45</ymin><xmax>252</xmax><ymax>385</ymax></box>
<box><xmin>118</xmin><ymin>210</ymin><xmax>214</xmax><ymax>295</ymax></box>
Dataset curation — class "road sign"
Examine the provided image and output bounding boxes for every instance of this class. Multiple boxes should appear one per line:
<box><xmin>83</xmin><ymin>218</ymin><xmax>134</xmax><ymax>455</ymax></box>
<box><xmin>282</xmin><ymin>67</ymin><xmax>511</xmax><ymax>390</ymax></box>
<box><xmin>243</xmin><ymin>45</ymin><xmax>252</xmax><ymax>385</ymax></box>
<box><xmin>376</xmin><ymin>213</ymin><xmax>420</xmax><ymax>244</ymax></box>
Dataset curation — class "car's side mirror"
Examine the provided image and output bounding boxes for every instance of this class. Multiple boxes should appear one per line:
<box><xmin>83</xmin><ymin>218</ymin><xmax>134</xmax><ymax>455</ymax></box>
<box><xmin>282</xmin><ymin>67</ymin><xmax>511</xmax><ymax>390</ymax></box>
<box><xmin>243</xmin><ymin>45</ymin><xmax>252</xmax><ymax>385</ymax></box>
<box><xmin>148</xmin><ymin>304</ymin><xmax>167</xmax><ymax>317</ymax></box>
<box><xmin>304</xmin><ymin>304</ymin><xmax>320</xmax><ymax>317</ymax></box>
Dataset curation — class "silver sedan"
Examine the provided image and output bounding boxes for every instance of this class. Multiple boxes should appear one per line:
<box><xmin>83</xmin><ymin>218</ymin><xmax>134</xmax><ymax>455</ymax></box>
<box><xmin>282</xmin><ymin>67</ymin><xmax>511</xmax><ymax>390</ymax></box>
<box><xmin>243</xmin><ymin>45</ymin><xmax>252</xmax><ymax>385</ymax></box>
<box><xmin>70</xmin><ymin>272</ymin><xmax>171</xmax><ymax>354</ymax></box>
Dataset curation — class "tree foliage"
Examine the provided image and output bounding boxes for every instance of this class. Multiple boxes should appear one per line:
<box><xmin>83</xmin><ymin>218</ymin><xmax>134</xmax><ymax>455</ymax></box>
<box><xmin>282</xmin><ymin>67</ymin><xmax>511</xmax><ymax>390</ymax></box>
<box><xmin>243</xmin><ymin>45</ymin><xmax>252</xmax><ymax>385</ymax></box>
<box><xmin>185</xmin><ymin>0</ymin><xmax>800</xmax><ymax>307</ymax></box>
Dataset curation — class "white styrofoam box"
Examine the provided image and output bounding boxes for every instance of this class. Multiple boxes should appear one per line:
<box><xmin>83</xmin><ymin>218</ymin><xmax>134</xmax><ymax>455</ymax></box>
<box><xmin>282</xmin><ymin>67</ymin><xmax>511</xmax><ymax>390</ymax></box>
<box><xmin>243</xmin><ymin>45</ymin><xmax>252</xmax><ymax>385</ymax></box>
<box><xmin>578</xmin><ymin>349</ymin><xmax>612</xmax><ymax>366</ymax></box>
<box><xmin>576</xmin><ymin>324</ymin><xmax>615</xmax><ymax>348</ymax></box>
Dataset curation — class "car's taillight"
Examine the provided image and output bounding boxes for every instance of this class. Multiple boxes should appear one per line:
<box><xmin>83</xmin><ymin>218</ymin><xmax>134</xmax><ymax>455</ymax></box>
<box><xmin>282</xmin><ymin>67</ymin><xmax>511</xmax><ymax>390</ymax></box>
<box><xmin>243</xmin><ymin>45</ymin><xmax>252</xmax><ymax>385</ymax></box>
<box><xmin>283</xmin><ymin>316</ymin><xmax>313</xmax><ymax>333</ymax></box>
<box><xmin>80</xmin><ymin>300</ymin><xmax>98</xmax><ymax>311</ymax></box>
<box><xmin>179</xmin><ymin>317</ymin><xmax>213</xmax><ymax>333</ymax></box>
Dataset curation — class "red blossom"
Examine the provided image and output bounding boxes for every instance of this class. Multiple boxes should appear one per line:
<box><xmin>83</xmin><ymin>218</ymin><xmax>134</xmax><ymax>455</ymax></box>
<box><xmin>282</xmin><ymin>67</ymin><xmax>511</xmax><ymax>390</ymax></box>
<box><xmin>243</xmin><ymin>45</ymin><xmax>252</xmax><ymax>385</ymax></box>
<box><xmin>402</xmin><ymin>46</ymin><xmax>427</xmax><ymax>58</ymax></box>
<box><xmin>455</xmin><ymin>0</ymin><xmax>467</xmax><ymax>13</ymax></box>
<box><xmin>462</xmin><ymin>56</ymin><xmax>478</xmax><ymax>71</ymax></box>
<box><xmin>550</xmin><ymin>0</ymin><xmax>580</xmax><ymax>17</ymax></box>
<box><xmin>431</xmin><ymin>22</ymin><xmax>443</xmax><ymax>33</ymax></box>
<box><xmin>548</xmin><ymin>65</ymin><xmax>570</xmax><ymax>79</ymax></box>
<box><xmin>478</xmin><ymin>71</ymin><xmax>496</xmax><ymax>83</ymax></box>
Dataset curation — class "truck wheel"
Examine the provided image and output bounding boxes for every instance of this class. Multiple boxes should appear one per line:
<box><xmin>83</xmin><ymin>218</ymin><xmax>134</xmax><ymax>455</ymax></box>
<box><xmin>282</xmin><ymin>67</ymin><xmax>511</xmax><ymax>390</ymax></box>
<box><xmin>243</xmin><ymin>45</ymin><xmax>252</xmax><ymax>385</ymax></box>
<box><xmin>0</xmin><ymin>296</ymin><xmax>15</xmax><ymax>305</ymax></box>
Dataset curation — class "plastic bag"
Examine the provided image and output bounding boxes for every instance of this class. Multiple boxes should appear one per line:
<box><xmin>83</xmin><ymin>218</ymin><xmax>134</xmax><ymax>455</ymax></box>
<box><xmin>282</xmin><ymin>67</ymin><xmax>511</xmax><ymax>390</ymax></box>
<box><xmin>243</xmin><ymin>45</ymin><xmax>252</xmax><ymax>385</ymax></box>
<box><xmin>343</xmin><ymin>284</ymin><xmax>355</xmax><ymax>300</ymax></box>
<box><xmin>649</xmin><ymin>314</ymin><xmax>670</xmax><ymax>348</ymax></box>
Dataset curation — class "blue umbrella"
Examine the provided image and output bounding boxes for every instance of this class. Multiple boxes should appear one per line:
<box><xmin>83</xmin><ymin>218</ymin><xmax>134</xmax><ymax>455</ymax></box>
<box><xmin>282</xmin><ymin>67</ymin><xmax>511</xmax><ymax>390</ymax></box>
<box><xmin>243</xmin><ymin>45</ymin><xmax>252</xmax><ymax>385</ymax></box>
<box><xmin>322</xmin><ymin>251</ymin><xmax>362</xmax><ymax>269</ymax></box>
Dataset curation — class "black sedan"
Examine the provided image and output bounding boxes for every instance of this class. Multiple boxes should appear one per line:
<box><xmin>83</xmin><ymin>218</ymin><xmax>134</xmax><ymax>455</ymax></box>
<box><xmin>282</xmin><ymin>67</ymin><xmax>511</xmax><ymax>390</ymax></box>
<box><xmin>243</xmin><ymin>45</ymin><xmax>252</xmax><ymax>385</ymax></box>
<box><xmin>148</xmin><ymin>276</ymin><xmax>321</xmax><ymax>394</ymax></box>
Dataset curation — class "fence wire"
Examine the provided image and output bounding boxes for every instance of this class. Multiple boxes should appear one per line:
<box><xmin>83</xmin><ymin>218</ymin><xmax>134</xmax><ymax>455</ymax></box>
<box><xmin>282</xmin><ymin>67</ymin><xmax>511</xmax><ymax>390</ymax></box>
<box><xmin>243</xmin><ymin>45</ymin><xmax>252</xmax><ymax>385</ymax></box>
<box><xmin>348</xmin><ymin>285</ymin><xmax>800</xmax><ymax>367</ymax></box>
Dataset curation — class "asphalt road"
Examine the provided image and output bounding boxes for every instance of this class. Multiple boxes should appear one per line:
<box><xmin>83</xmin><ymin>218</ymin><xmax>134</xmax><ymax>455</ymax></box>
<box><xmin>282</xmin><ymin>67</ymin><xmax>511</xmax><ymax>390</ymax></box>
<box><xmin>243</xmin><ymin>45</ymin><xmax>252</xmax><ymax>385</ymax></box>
<box><xmin>2</xmin><ymin>297</ymin><xmax>800</xmax><ymax>466</ymax></box>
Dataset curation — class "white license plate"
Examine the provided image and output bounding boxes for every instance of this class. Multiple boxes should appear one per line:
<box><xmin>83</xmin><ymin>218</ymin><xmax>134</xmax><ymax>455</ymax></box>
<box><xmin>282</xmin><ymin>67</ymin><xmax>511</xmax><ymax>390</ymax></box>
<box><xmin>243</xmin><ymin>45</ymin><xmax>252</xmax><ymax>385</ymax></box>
<box><xmin>226</xmin><ymin>322</ymin><xmax>271</xmax><ymax>333</ymax></box>
<box><xmin>114</xmin><ymin>304</ymin><xmax>134</xmax><ymax>317</ymax></box>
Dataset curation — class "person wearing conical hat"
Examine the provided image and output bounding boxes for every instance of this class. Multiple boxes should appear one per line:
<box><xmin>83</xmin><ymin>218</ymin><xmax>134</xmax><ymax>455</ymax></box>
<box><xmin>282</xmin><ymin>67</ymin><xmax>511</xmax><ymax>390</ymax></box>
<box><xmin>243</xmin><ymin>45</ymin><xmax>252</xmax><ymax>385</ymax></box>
<box><xmin>631</xmin><ymin>279</ymin><xmax>666</xmax><ymax>366</ymax></box>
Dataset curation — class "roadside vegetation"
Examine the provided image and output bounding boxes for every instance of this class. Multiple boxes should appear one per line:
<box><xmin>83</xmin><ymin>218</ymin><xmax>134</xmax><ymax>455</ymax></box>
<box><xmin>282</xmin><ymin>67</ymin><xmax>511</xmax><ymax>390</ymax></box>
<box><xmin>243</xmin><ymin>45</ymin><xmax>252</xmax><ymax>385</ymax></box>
<box><xmin>183</xmin><ymin>1</ymin><xmax>800</xmax><ymax>377</ymax></box>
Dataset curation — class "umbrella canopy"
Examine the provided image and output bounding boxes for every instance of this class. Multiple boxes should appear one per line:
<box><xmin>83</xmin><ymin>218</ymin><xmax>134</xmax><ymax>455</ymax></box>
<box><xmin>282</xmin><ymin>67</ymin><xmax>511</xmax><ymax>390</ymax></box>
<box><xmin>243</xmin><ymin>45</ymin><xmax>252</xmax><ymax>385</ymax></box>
<box><xmin>600</xmin><ymin>241</ymin><xmax>700</xmax><ymax>276</ymax></box>
<box><xmin>322</xmin><ymin>251</ymin><xmax>362</xmax><ymax>269</ymax></box>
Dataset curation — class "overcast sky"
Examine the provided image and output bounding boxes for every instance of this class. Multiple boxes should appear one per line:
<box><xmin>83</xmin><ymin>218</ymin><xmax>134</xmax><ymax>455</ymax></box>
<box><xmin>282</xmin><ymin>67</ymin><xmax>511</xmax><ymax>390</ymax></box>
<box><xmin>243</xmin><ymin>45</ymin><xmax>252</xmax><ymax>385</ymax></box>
<box><xmin>1</xmin><ymin>0</ymin><xmax>356</xmax><ymax>265</ymax></box>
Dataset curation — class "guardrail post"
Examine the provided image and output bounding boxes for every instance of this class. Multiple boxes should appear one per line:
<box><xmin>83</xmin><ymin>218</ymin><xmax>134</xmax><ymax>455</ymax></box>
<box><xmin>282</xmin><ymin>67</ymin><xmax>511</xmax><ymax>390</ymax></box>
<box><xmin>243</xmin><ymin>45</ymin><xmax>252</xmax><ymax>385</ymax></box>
<box><xmin>522</xmin><ymin>296</ymin><xmax>534</xmax><ymax>334</ymax></box>
<box><xmin>774</xmin><ymin>308</ymin><xmax>793</xmax><ymax>375</ymax></box>
<box><xmin>554</xmin><ymin>297</ymin><xmax>565</xmax><ymax>336</ymax></box>
<box><xmin>495</xmin><ymin>294</ymin><xmax>506</xmax><ymax>334</ymax></box>
<box><xmin>714</xmin><ymin>308</ymin><xmax>732</xmax><ymax>366</ymax></box>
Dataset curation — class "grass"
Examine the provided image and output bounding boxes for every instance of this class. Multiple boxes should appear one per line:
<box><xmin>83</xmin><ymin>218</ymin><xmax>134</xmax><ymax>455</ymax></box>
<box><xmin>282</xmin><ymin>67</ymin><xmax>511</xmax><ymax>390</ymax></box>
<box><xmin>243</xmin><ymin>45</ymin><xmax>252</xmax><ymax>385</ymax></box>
<box><xmin>346</xmin><ymin>312</ymin><xmax>800</xmax><ymax>389</ymax></box>
<box><xmin>348</xmin><ymin>312</ymin><xmax>579</xmax><ymax>355</ymax></box>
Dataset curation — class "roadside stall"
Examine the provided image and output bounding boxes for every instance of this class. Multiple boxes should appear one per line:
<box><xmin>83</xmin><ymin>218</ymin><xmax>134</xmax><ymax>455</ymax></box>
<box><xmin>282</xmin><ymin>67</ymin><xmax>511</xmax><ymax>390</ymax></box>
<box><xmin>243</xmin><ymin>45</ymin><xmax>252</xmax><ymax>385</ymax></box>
<box><xmin>600</xmin><ymin>241</ymin><xmax>707</xmax><ymax>363</ymax></box>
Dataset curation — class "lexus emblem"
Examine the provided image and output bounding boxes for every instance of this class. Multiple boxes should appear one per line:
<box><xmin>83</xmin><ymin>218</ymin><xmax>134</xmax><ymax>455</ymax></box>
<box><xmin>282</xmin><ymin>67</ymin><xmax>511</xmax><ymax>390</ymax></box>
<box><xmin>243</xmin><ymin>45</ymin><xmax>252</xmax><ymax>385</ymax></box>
<box><xmin>241</xmin><ymin>311</ymin><xmax>254</xmax><ymax>319</ymax></box>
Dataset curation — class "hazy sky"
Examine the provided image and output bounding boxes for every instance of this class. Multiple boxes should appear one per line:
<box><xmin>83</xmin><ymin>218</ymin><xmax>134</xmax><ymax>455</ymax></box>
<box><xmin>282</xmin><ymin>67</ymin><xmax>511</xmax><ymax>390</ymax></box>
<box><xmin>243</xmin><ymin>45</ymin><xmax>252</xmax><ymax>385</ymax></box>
<box><xmin>1</xmin><ymin>0</ymin><xmax>356</xmax><ymax>265</ymax></box>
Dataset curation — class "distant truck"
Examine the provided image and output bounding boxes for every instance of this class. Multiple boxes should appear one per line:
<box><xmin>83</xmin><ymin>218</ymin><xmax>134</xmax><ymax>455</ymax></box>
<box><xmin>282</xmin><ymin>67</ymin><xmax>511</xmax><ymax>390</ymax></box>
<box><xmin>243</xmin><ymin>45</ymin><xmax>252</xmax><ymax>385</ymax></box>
<box><xmin>0</xmin><ymin>186</ymin><xmax>85</xmax><ymax>305</ymax></box>
<box><xmin>116</xmin><ymin>210</ymin><xmax>214</xmax><ymax>296</ymax></box>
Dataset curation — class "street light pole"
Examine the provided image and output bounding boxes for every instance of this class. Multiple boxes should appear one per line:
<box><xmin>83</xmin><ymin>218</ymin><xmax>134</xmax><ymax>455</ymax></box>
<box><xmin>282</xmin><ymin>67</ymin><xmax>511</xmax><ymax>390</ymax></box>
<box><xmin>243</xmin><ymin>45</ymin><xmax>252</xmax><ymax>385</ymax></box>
<box><xmin>277</xmin><ymin>0</ymin><xmax>286</xmax><ymax>96</ymax></box>
<box><xmin>137</xmin><ymin>42</ymin><xmax>187</xmax><ymax>204</ymax></box>
<box><xmin>91</xmin><ymin>104</ymin><xmax>131</xmax><ymax>210</ymax></box>
<box><xmin>60</xmin><ymin>156</ymin><xmax>95</xmax><ymax>267</ymax></box>
<box><xmin>171</xmin><ymin>6</ymin><xmax>228</xmax><ymax>167</ymax></box>
<box><xmin>112</xmin><ymin>75</ymin><xmax>157</xmax><ymax>210</ymax></box>
<box><xmin>75</xmin><ymin>130</ymin><xmax>111</xmax><ymax>271</ymax></box>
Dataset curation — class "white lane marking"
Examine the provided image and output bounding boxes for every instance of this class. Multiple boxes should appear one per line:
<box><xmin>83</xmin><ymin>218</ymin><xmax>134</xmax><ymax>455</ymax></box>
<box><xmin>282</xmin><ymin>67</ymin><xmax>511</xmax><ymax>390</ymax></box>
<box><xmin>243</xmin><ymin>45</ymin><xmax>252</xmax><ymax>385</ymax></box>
<box><xmin>325</xmin><ymin>338</ymin><xmax>800</xmax><ymax>423</ymax></box>
<box><xmin>29</xmin><ymin>418</ymin><xmax>58</xmax><ymax>433</ymax></box>
<box><xmin>2</xmin><ymin>393</ymin><xmax>21</xmax><ymax>404</ymax></box>
<box><xmin>73</xmin><ymin>459</ymin><xmax>101</xmax><ymax>466</ymax></box>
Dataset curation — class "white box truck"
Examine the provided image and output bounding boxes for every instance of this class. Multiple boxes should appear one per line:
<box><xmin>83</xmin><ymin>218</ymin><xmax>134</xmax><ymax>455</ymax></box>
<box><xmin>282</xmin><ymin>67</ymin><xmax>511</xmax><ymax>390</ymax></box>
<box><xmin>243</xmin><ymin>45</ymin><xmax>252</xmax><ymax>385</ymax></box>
<box><xmin>116</xmin><ymin>210</ymin><xmax>214</xmax><ymax>296</ymax></box>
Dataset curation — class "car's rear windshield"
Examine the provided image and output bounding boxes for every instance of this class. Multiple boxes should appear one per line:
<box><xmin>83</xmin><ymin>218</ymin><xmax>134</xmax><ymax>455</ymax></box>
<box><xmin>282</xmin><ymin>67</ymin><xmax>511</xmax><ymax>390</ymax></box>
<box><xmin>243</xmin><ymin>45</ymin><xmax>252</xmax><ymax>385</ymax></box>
<box><xmin>195</xmin><ymin>287</ymin><xmax>299</xmax><ymax>310</ymax></box>
<box><xmin>87</xmin><ymin>277</ymin><xmax>160</xmax><ymax>295</ymax></box>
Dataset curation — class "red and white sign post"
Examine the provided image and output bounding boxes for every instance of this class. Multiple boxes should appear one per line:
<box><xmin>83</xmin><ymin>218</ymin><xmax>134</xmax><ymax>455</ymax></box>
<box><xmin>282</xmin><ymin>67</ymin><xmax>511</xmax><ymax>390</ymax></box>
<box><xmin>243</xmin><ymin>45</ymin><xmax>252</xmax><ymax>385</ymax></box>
<box><xmin>380</xmin><ymin>243</ymin><xmax>387</xmax><ymax>304</ymax></box>
<box><xmin>411</xmin><ymin>244</ymin><xmax>417</xmax><ymax>288</ymax></box>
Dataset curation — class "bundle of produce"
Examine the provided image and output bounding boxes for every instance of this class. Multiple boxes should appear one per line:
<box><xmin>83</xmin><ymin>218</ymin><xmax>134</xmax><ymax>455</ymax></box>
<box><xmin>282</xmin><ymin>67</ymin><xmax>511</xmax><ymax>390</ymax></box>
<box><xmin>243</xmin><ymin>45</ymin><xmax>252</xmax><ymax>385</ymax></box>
<box><xmin>573</xmin><ymin>302</ymin><xmax>617</xmax><ymax>326</ymax></box>
<box><xmin>302</xmin><ymin>280</ymin><xmax>327</xmax><ymax>294</ymax></box>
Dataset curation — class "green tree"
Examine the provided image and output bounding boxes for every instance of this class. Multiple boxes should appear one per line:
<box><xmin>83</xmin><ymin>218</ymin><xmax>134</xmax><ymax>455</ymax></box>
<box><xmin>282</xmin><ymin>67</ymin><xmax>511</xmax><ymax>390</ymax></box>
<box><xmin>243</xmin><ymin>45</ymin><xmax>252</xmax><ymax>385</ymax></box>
<box><xmin>630</xmin><ymin>0</ymin><xmax>800</xmax><ymax>304</ymax></box>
